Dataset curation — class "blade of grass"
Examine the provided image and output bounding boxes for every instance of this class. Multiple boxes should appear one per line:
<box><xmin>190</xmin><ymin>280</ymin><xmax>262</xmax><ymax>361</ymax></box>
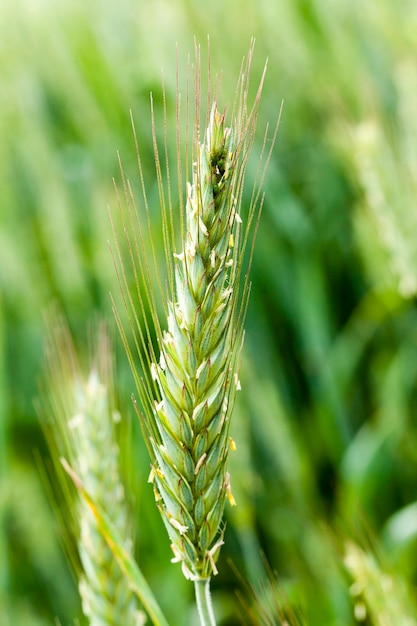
<box><xmin>61</xmin><ymin>458</ymin><xmax>170</xmax><ymax>626</ymax></box>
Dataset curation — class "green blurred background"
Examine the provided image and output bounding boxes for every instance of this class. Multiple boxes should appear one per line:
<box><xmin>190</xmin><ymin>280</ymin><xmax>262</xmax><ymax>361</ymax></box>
<box><xmin>2</xmin><ymin>0</ymin><xmax>417</xmax><ymax>624</ymax></box>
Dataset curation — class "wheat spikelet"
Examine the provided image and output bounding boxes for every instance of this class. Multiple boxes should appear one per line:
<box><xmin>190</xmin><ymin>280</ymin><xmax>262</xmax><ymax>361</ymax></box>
<box><xmin>111</xmin><ymin>40</ymin><xmax>279</xmax><ymax>586</ymax></box>
<box><xmin>41</xmin><ymin>314</ymin><xmax>142</xmax><ymax>626</ymax></box>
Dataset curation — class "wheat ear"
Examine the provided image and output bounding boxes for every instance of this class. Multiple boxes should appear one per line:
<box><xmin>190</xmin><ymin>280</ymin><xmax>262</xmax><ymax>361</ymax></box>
<box><xmin>41</xmin><ymin>315</ymin><xmax>143</xmax><ymax>626</ymax></box>
<box><xmin>111</xmin><ymin>40</ymin><xmax>279</xmax><ymax>624</ymax></box>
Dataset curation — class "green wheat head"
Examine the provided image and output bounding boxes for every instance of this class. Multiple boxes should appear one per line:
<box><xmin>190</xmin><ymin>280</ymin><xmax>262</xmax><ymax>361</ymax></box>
<box><xmin>344</xmin><ymin>541</ymin><xmax>417</xmax><ymax>625</ymax></box>
<box><xmin>41</xmin><ymin>315</ymin><xmax>142</xmax><ymax>626</ymax></box>
<box><xmin>112</xmin><ymin>40</ymin><xmax>278</xmax><ymax>584</ymax></box>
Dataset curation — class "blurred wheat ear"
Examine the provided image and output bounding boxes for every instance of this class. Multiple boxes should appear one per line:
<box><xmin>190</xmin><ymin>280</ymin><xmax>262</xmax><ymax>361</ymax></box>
<box><xmin>110</xmin><ymin>39</ymin><xmax>279</xmax><ymax>624</ymax></box>
<box><xmin>40</xmin><ymin>311</ymin><xmax>144</xmax><ymax>626</ymax></box>
<box><xmin>344</xmin><ymin>541</ymin><xmax>417</xmax><ymax>625</ymax></box>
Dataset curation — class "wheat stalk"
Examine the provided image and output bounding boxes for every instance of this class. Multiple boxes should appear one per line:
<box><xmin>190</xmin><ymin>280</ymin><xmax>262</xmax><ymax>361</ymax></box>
<box><xmin>41</xmin><ymin>314</ymin><xmax>143</xmax><ymax>626</ymax></box>
<box><xmin>111</xmin><ymin>40</ymin><xmax>279</xmax><ymax>624</ymax></box>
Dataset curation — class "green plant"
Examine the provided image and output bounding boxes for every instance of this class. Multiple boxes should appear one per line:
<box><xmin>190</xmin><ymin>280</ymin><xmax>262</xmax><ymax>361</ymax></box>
<box><xmin>344</xmin><ymin>541</ymin><xmax>417</xmax><ymax>625</ymax></box>
<box><xmin>111</xmin><ymin>40</ymin><xmax>278</xmax><ymax>624</ymax></box>
<box><xmin>41</xmin><ymin>313</ymin><xmax>143</xmax><ymax>626</ymax></box>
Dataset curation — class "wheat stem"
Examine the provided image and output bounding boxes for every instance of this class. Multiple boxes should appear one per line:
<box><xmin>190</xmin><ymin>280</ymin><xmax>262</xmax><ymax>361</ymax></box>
<box><xmin>194</xmin><ymin>578</ymin><xmax>216</xmax><ymax>626</ymax></box>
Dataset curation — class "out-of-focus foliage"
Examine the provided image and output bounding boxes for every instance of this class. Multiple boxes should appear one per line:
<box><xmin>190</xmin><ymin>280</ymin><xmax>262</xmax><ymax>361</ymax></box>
<box><xmin>2</xmin><ymin>0</ymin><xmax>417</xmax><ymax>624</ymax></box>
<box><xmin>344</xmin><ymin>541</ymin><xmax>417</xmax><ymax>626</ymax></box>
